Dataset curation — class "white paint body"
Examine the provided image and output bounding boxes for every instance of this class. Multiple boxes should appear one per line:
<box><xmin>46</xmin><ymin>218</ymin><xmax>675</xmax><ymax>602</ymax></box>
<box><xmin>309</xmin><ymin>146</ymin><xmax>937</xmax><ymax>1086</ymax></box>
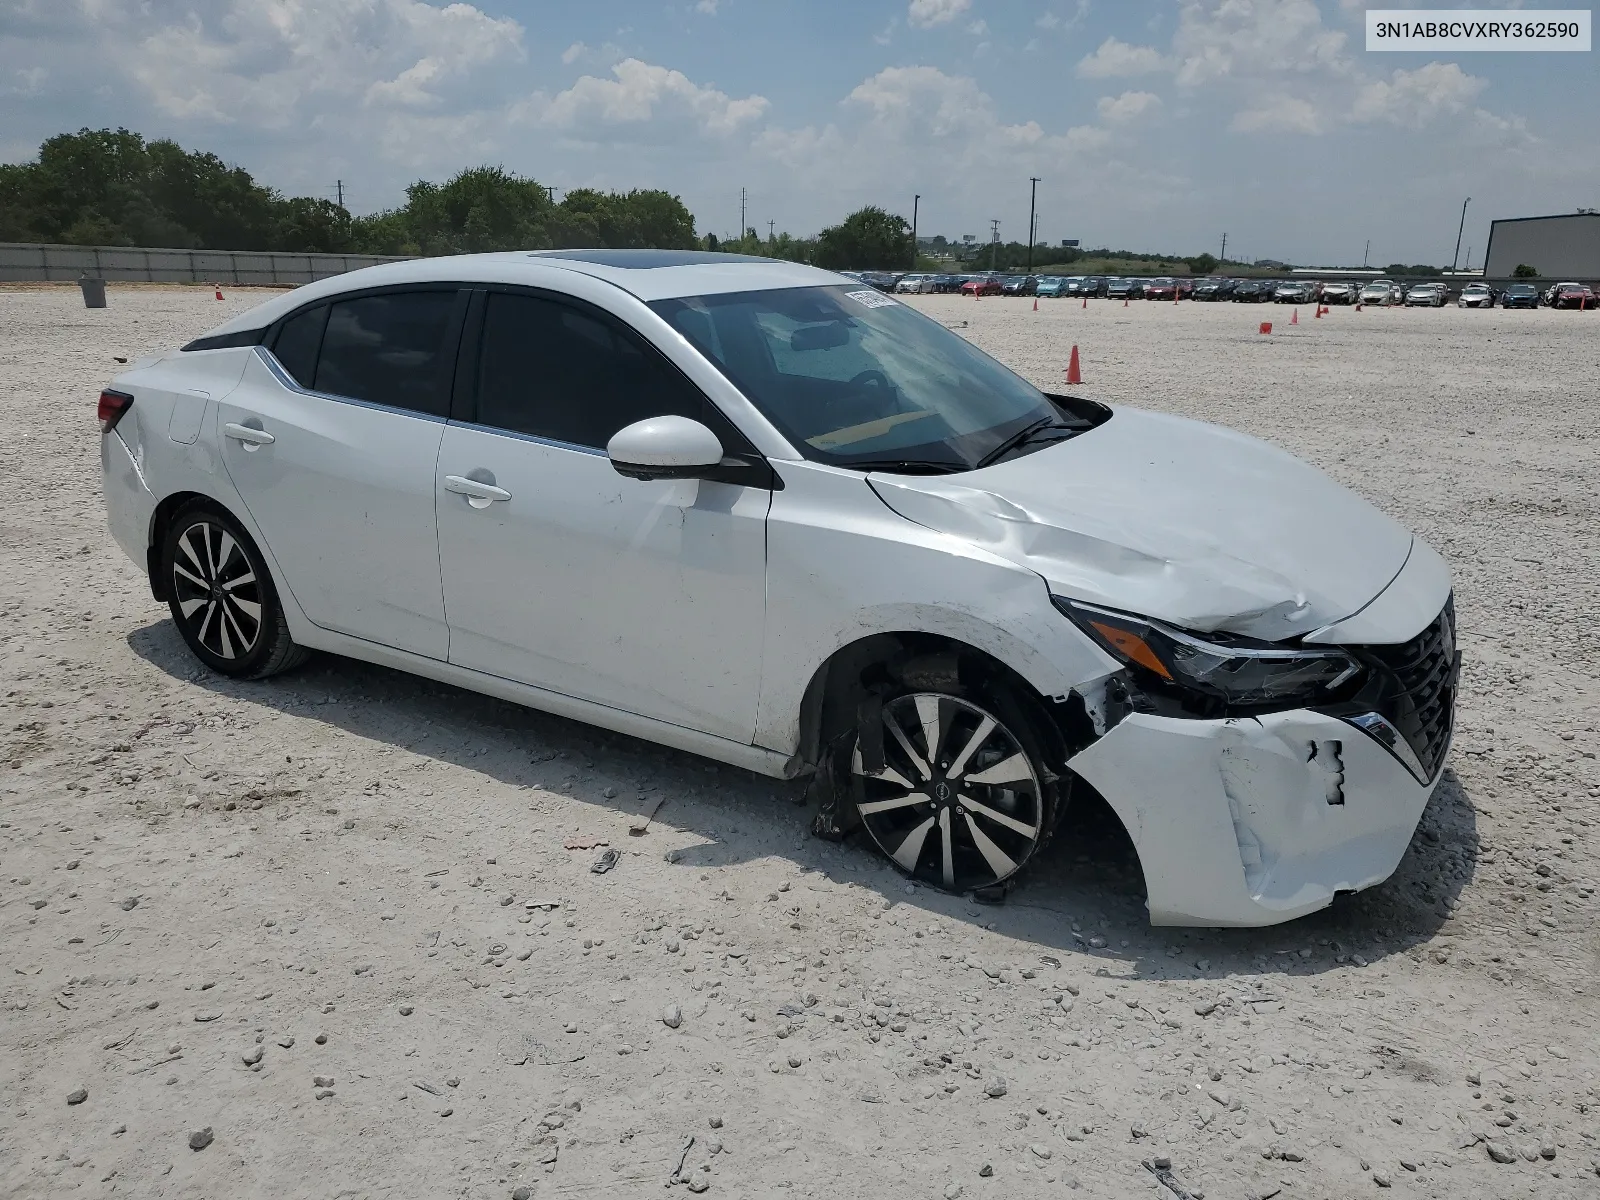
<box><xmin>100</xmin><ymin>251</ymin><xmax>1454</xmax><ymax>927</ymax></box>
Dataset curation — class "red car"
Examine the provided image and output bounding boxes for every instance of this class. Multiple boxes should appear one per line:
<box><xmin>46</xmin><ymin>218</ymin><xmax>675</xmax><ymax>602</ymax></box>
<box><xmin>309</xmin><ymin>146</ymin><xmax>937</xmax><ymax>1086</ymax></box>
<box><xmin>1549</xmin><ymin>282</ymin><xmax>1596</xmax><ymax>310</ymax></box>
<box><xmin>959</xmin><ymin>276</ymin><xmax>1004</xmax><ymax>296</ymax></box>
<box><xmin>1143</xmin><ymin>277</ymin><xmax>1178</xmax><ymax>301</ymax></box>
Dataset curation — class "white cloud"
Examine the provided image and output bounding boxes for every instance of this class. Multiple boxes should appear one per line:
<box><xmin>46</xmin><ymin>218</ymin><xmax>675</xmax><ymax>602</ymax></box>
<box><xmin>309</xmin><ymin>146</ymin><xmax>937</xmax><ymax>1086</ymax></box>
<box><xmin>537</xmin><ymin>59</ymin><xmax>769</xmax><ymax>137</ymax></box>
<box><xmin>907</xmin><ymin>0</ymin><xmax>972</xmax><ymax>30</ymax></box>
<box><xmin>1097</xmin><ymin>90</ymin><xmax>1162</xmax><ymax>125</ymax></box>
<box><xmin>109</xmin><ymin>0</ymin><xmax>524</xmax><ymax>126</ymax></box>
<box><xmin>1230</xmin><ymin>96</ymin><xmax>1324</xmax><ymax>135</ymax></box>
<box><xmin>967</xmin><ymin>20</ymin><xmax>988</xmax><ymax>35</ymax></box>
<box><xmin>1037</xmin><ymin>2</ymin><xmax>1090</xmax><ymax>32</ymax></box>
<box><xmin>1171</xmin><ymin>0</ymin><xmax>1349</xmax><ymax>87</ymax></box>
<box><xmin>1077</xmin><ymin>37</ymin><xmax>1168</xmax><ymax>78</ymax></box>
<box><xmin>695</xmin><ymin>0</ymin><xmax>720</xmax><ymax>13</ymax></box>
<box><xmin>561</xmin><ymin>43</ymin><xmax>587</xmax><ymax>65</ymax></box>
<box><xmin>1352</xmin><ymin>62</ymin><xmax>1487</xmax><ymax>128</ymax></box>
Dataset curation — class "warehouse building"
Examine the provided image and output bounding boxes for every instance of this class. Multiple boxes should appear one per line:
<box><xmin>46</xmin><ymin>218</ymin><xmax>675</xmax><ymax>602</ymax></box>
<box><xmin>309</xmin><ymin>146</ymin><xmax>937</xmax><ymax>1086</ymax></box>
<box><xmin>1483</xmin><ymin>211</ymin><xmax>1600</xmax><ymax>278</ymax></box>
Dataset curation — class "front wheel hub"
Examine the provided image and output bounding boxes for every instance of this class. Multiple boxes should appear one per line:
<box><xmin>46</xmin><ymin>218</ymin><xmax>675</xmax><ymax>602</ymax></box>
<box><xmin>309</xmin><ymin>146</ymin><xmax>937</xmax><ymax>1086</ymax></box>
<box><xmin>852</xmin><ymin>693</ymin><xmax>1045</xmax><ymax>893</ymax></box>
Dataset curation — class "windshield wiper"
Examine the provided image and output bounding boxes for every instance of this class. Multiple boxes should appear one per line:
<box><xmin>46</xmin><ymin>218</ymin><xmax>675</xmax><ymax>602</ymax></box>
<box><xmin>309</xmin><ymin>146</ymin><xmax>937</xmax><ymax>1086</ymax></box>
<box><xmin>973</xmin><ymin>416</ymin><xmax>1065</xmax><ymax>469</ymax></box>
<box><xmin>849</xmin><ymin>458</ymin><xmax>968</xmax><ymax>475</ymax></box>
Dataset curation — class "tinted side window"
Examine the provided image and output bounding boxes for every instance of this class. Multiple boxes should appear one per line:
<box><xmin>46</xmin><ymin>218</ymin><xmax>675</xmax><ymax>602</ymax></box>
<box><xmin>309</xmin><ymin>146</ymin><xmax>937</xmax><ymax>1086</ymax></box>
<box><xmin>270</xmin><ymin>304</ymin><xmax>327</xmax><ymax>389</ymax></box>
<box><xmin>475</xmin><ymin>292</ymin><xmax>705</xmax><ymax>449</ymax></box>
<box><xmin>313</xmin><ymin>291</ymin><xmax>458</xmax><ymax>417</ymax></box>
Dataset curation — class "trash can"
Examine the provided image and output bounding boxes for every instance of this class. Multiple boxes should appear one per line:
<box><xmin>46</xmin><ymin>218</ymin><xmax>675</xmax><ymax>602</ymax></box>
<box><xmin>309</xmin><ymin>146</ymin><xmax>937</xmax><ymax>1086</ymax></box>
<box><xmin>78</xmin><ymin>275</ymin><xmax>107</xmax><ymax>309</ymax></box>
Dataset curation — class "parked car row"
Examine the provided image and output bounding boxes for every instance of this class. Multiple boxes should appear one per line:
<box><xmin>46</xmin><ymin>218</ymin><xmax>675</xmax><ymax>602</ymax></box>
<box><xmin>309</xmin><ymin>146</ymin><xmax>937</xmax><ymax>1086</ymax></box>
<box><xmin>842</xmin><ymin>270</ymin><xmax>1597</xmax><ymax>309</ymax></box>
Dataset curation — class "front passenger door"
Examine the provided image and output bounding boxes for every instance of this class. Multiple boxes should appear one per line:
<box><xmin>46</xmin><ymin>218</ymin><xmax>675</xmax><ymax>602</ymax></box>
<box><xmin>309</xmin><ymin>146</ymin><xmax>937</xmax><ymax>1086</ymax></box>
<box><xmin>436</xmin><ymin>289</ymin><xmax>771</xmax><ymax>743</ymax></box>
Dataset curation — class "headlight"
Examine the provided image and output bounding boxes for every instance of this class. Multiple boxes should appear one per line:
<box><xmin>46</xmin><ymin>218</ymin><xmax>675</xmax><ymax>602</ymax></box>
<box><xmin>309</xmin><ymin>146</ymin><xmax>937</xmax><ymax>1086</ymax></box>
<box><xmin>1054</xmin><ymin>598</ymin><xmax>1363</xmax><ymax>708</ymax></box>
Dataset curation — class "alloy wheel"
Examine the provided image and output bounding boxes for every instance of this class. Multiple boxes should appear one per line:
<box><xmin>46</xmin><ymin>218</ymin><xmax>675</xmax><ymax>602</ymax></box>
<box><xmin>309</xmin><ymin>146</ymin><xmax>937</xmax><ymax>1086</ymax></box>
<box><xmin>853</xmin><ymin>693</ymin><xmax>1045</xmax><ymax>892</ymax></box>
<box><xmin>170</xmin><ymin>520</ymin><xmax>263</xmax><ymax>661</ymax></box>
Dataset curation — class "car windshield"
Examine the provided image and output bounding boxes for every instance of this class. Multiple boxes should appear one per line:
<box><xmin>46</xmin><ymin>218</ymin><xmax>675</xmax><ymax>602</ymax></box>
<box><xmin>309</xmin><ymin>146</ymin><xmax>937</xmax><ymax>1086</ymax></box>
<box><xmin>651</xmin><ymin>284</ymin><xmax>1063</xmax><ymax>472</ymax></box>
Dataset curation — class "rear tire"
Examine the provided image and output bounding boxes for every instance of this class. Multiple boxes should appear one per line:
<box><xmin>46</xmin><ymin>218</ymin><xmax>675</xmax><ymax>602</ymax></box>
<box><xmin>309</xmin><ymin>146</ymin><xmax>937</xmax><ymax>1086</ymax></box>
<box><xmin>162</xmin><ymin>501</ymin><xmax>308</xmax><ymax>679</ymax></box>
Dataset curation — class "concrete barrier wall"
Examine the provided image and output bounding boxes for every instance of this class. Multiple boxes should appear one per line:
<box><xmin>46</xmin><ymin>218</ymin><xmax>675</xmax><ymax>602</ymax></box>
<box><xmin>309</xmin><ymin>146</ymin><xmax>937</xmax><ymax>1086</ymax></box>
<box><xmin>0</xmin><ymin>242</ymin><xmax>412</xmax><ymax>286</ymax></box>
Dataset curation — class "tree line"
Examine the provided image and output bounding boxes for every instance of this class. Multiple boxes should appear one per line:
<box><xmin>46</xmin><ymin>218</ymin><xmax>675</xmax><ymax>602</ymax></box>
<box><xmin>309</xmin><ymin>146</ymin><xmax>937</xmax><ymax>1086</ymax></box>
<box><xmin>0</xmin><ymin>128</ymin><xmax>700</xmax><ymax>257</ymax></box>
<box><xmin>1</xmin><ymin>127</ymin><xmax>1281</xmax><ymax>273</ymax></box>
<box><xmin>0</xmin><ymin>127</ymin><xmax>913</xmax><ymax>266</ymax></box>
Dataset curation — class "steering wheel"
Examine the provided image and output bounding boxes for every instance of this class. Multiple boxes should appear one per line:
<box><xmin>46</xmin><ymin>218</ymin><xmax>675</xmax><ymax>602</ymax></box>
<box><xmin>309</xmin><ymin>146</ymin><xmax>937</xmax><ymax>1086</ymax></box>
<box><xmin>849</xmin><ymin>369</ymin><xmax>891</xmax><ymax>391</ymax></box>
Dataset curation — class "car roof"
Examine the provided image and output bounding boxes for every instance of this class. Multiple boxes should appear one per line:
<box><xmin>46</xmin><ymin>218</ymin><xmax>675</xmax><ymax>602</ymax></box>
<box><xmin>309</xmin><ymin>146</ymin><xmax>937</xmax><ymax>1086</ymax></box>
<box><xmin>196</xmin><ymin>250</ymin><xmax>849</xmax><ymax>338</ymax></box>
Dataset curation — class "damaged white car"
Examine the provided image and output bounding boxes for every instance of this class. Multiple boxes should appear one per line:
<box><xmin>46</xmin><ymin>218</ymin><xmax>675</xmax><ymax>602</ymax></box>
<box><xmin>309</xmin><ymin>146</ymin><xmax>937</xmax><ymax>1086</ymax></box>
<box><xmin>100</xmin><ymin>251</ymin><xmax>1459</xmax><ymax>927</ymax></box>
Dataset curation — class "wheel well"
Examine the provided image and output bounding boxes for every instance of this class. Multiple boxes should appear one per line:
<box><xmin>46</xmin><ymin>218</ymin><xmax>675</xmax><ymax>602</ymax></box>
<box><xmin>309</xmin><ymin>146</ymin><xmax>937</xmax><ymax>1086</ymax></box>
<box><xmin>145</xmin><ymin>491</ymin><xmax>219</xmax><ymax>602</ymax></box>
<box><xmin>795</xmin><ymin>632</ymin><xmax>1096</xmax><ymax>774</ymax></box>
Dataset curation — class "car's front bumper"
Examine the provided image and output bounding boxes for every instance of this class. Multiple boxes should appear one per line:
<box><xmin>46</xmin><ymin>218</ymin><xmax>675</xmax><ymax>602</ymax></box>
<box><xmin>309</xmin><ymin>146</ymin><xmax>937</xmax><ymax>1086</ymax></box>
<box><xmin>1067</xmin><ymin>706</ymin><xmax>1443</xmax><ymax>927</ymax></box>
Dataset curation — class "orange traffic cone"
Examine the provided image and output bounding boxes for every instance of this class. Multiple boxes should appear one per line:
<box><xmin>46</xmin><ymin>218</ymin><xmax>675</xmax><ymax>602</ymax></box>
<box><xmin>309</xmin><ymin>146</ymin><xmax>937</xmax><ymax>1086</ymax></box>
<box><xmin>1259</xmin><ymin>321</ymin><xmax>1273</xmax><ymax>335</ymax></box>
<box><xmin>214</xmin><ymin>285</ymin><xmax>223</xmax><ymax>301</ymax></box>
<box><xmin>1290</xmin><ymin>308</ymin><xmax>1298</xmax><ymax>325</ymax></box>
<box><xmin>1123</xmin><ymin>296</ymin><xmax>1129</xmax><ymax>308</ymax></box>
<box><xmin>1065</xmin><ymin>344</ymin><xmax>1082</xmax><ymax>385</ymax></box>
<box><xmin>1314</xmin><ymin>306</ymin><xmax>1322</xmax><ymax>318</ymax></box>
<box><xmin>1033</xmin><ymin>296</ymin><xmax>1038</xmax><ymax>312</ymax></box>
<box><xmin>1081</xmin><ymin>296</ymin><xmax>1087</xmax><ymax>309</ymax></box>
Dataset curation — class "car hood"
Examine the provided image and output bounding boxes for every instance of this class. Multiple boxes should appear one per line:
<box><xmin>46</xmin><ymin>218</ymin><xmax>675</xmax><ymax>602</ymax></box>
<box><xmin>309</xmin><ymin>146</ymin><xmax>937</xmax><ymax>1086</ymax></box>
<box><xmin>867</xmin><ymin>406</ymin><xmax>1414</xmax><ymax>641</ymax></box>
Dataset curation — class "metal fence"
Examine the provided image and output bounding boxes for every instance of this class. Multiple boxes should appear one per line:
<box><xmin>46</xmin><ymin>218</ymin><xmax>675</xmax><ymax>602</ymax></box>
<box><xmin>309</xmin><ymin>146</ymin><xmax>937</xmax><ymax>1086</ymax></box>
<box><xmin>0</xmin><ymin>242</ymin><xmax>411</xmax><ymax>286</ymax></box>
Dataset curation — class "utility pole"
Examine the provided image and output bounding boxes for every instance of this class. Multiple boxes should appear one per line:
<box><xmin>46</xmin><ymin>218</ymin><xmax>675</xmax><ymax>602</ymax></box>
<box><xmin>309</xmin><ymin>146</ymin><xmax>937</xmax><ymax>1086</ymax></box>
<box><xmin>740</xmin><ymin>188</ymin><xmax>747</xmax><ymax>241</ymax></box>
<box><xmin>990</xmin><ymin>219</ymin><xmax>1000</xmax><ymax>271</ymax></box>
<box><xmin>1363</xmin><ymin>239</ymin><xmax>1370</xmax><ymax>268</ymax></box>
<box><xmin>1219</xmin><ymin>232</ymin><xmax>1227</xmax><ymax>263</ymax></box>
<box><xmin>910</xmin><ymin>194</ymin><xmax>920</xmax><ymax>271</ymax></box>
<box><xmin>1027</xmin><ymin>177</ymin><xmax>1040</xmax><ymax>274</ymax></box>
<box><xmin>335</xmin><ymin>180</ymin><xmax>345</xmax><ymax>210</ymax></box>
<box><xmin>1452</xmin><ymin>197</ymin><xmax>1471</xmax><ymax>271</ymax></box>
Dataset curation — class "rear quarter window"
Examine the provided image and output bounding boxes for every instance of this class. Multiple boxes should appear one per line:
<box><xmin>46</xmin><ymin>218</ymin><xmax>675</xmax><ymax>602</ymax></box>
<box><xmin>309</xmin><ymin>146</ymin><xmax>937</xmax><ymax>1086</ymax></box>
<box><xmin>269</xmin><ymin>305</ymin><xmax>328</xmax><ymax>389</ymax></box>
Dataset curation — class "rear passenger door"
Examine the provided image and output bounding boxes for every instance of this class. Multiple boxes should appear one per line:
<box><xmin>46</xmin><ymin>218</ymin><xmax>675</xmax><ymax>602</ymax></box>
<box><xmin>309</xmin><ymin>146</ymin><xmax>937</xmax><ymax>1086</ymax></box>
<box><xmin>216</xmin><ymin>287</ymin><xmax>465</xmax><ymax>660</ymax></box>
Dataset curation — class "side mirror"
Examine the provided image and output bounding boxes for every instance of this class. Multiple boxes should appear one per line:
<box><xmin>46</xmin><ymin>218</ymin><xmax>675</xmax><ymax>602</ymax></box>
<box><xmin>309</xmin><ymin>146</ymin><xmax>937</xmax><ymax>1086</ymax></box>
<box><xmin>607</xmin><ymin>416</ymin><xmax>724</xmax><ymax>482</ymax></box>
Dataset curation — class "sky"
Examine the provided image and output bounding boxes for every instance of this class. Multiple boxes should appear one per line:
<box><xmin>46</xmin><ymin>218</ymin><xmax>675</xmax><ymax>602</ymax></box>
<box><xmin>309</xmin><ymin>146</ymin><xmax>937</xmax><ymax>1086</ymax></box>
<box><xmin>2</xmin><ymin>1</ymin><xmax>1597</xmax><ymax>266</ymax></box>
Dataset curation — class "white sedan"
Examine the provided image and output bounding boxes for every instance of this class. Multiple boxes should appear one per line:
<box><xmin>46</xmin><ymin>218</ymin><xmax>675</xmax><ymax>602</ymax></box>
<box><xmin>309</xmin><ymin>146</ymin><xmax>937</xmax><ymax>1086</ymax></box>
<box><xmin>99</xmin><ymin>250</ymin><xmax>1457</xmax><ymax>926</ymax></box>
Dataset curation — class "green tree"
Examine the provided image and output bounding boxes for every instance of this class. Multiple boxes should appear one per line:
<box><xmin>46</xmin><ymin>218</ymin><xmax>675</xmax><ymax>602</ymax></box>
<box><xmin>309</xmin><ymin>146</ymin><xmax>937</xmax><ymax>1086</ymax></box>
<box><xmin>2</xmin><ymin>128</ymin><xmax>703</xmax><ymax>255</ymax></box>
<box><xmin>1185</xmin><ymin>252</ymin><xmax>1219</xmax><ymax>275</ymax></box>
<box><xmin>349</xmin><ymin>170</ymin><xmax>698</xmax><ymax>255</ymax></box>
<box><xmin>1513</xmin><ymin>263</ymin><xmax>1538</xmax><ymax>278</ymax></box>
<box><xmin>813</xmin><ymin>206</ymin><xmax>911</xmax><ymax>270</ymax></box>
<box><xmin>274</xmin><ymin>197</ymin><xmax>354</xmax><ymax>254</ymax></box>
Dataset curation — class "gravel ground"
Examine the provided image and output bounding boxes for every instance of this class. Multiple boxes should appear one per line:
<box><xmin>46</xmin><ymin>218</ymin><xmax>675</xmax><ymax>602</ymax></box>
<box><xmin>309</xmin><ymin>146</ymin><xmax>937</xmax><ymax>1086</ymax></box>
<box><xmin>1</xmin><ymin>284</ymin><xmax>1597</xmax><ymax>1199</ymax></box>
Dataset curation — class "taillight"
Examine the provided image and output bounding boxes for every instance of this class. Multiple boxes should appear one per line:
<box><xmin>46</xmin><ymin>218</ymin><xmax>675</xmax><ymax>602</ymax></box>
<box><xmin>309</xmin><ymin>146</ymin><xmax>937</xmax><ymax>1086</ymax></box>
<box><xmin>98</xmin><ymin>389</ymin><xmax>134</xmax><ymax>433</ymax></box>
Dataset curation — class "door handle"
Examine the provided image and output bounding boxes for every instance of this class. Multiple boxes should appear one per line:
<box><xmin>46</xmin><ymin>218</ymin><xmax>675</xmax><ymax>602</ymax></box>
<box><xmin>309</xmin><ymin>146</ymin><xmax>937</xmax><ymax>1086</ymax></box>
<box><xmin>444</xmin><ymin>475</ymin><xmax>512</xmax><ymax>506</ymax></box>
<box><xmin>223</xmin><ymin>422</ymin><xmax>275</xmax><ymax>446</ymax></box>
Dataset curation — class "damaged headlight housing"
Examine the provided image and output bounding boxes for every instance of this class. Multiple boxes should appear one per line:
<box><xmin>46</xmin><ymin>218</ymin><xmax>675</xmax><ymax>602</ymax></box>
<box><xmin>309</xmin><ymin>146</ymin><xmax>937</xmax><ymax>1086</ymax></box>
<box><xmin>1054</xmin><ymin>598</ymin><xmax>1363</xmax><ymax>709</ymax></box>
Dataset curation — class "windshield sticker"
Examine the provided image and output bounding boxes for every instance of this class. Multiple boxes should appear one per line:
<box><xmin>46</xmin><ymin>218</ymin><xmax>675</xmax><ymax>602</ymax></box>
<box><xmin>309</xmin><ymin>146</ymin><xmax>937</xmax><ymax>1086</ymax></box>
<box><xmin>844</xmin><ymin>289</ymin><xmax>898</xmax><ymax>309</ymax></box>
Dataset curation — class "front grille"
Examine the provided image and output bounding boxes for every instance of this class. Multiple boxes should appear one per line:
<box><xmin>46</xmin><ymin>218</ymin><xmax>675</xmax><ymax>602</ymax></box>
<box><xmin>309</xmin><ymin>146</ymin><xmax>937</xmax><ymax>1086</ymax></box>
<box><xmin>1362</xmin><ymin>599</ymin><xmax>1459</xmax><ymax>780</ymax></box>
